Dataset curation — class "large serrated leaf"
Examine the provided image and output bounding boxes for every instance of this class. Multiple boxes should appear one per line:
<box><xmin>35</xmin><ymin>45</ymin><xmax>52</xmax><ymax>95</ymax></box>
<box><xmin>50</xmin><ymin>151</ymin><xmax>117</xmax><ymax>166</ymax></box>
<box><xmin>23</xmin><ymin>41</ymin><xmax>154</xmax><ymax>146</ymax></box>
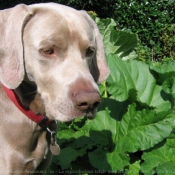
<box><xmin>109</xmin><ymin>30</ymin><xmax>137</xmax><ymax>58</ymax></box>
<box><xmin>56</xmin><ymin>147</ymin><xmax>87</xmax><ymax>170</ymax></box>
<box><xmin>83</xmin><ymin>101</ymin><xmax>174</xmax><ymax>171</ymax></box>
<box><xmin>126</xmin><ymin>160</ymin><xmax>141</xmax><ymax>175</ymax></box>
<box><xmin>150</xmin><ymin>61</ymin><xmax>175</xmax><ymax>83</ymax></box>
<box><xmin>95</xmin><ymin>17</ymin><xmax>116</xmax><ymax>37</ymax></box>
<box><xmin>141</xmin><ymin>137</ymin><xmax>175</xmax><ymax>175</ymax></box>
<box><xmin>95</xmin><ymin>18</ymin><xmax>137</xmax><ymax>59</ymax></box>
<box><xmin>88</xmin><ymin>148</ymin><xmax>129</xmax><ymax>171</ymax></box>
<box><xmin>162</xmin><ymin>76</ymin><xmax>175</xmax><ymax>98</ymax></box>
<box><xmin>107</xmin><ymin>54</ymin><xmax>171</xmax><ymax>111</ymax></box>
<box><xmin>116</xmin><ymin>106</ymin><xmax>174</xmax><ymax>153</ymax></box>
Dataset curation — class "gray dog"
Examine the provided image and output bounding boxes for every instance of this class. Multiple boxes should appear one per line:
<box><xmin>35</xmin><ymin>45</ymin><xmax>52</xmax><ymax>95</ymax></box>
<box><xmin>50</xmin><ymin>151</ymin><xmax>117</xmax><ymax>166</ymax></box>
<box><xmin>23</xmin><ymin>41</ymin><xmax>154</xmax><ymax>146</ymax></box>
<box><xmin>0</xmin><ymin>3</ymin><xmax>109</xmax><ymax>174</ymax></box>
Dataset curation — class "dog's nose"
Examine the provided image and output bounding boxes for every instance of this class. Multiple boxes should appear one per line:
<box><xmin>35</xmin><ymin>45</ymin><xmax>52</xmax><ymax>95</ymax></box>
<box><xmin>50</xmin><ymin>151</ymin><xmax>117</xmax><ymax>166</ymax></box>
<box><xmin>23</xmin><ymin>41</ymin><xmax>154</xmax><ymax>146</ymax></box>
<box><xmin>71</xmin><ymin>91</ymin><xmax>101</xmax><ymax>112</ymax></box>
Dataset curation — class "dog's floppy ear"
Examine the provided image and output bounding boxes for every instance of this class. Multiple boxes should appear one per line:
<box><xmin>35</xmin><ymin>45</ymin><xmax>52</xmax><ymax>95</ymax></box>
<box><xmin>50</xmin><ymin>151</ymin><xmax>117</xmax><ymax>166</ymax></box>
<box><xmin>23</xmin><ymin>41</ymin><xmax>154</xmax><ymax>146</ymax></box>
<box><xmin>81</xmin><ymin>11</ymin><xmax>110</xmax><ymax>83</ymax></box>
<box><xmin>0</xmin><ymin>4</ymin><xmax>33</xmax><ymax>89</ymax></box>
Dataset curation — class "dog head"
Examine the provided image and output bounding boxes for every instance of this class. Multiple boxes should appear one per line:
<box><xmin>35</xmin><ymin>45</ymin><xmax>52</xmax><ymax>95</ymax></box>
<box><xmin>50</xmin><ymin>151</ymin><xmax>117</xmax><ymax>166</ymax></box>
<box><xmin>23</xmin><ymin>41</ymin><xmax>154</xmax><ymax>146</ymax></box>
<box><xmin>0</xmin><ymin>3</ymin><xmax>110</xmax><ymax>121</ymax></box>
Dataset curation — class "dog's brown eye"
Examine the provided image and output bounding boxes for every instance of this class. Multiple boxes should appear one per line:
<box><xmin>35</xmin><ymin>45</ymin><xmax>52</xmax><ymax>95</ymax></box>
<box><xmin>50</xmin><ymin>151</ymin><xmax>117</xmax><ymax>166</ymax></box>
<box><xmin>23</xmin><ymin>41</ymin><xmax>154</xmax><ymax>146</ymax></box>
<box><xmin>86</xmin><ymin>47</ymin><xmax>95</xmax><ymax>57</ymax></box>
<box><xmin>43</xmin><ymin>49</ymin><xmax>54</xmax><ymax>55</ymax></box>
<box><xmin>39</xmin><ymin>48</ymin><xmax>55</xmax><ymax>57</ymax></box>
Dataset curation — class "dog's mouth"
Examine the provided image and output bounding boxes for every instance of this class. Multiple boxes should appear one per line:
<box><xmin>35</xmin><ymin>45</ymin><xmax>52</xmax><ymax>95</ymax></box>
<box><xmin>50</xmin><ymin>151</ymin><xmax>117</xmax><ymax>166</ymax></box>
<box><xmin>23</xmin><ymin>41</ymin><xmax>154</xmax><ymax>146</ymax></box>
<box><xmin>71</xmin><ymin>108</ymin><xmax>97</xmax><ymax>120</ymax></box>
<box><xmin>76</xmin><ymin>104</ymin><xmax>98</xmax><ymax>120</ymax></box>
<box><xmin>83</xmin><ymin>105</ymin><xmax>98</xmax><ymax>119</ymax></box>
<box><xmin>56</xmin><ymin>105</ymin><xmax>98</xmax><ymax>121</ymax></box>
<box><xmin>53</xmin><ymin>98</ymin><xmax>99</xmax><ymax>121</ymax></box>
<box><xmin>29</xmin><ymin>98</ymin><xmax>98</xmax><ymax>122</ymax></box>
<box><xmin>85</xmin><ymin>110</ymin><xmax>96</xmax><ymax>119</ymax></box>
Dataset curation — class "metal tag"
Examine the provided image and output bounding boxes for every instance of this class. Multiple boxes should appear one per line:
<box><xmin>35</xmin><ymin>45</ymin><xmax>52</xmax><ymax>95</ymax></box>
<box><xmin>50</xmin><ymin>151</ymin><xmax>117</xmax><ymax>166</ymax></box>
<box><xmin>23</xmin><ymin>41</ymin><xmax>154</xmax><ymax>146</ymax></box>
<box><xmin>50</xmin><ymin>143</ymin><xmax>60</xmax><ymax>155</ymax></box>
<box><xmin>47</xmin><ymin>121</ymin><xmax>61</xmax><ymax>155</ymax></box>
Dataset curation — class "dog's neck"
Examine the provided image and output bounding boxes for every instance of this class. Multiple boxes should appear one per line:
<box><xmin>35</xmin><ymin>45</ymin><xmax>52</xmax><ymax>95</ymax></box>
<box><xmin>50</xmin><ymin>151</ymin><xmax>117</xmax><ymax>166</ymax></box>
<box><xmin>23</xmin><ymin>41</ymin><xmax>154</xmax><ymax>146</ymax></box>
<box><xmin>14</xmin><ymin>80</ymin><xmax>36</xmax><ymax>107</ymax></box>
<box><xmin>2</xmin><ymin>79</ymin><xmax>54</xmax><ymax>128</ymax></box>
<box><xmin>5</xmin><ymin>80</ymin><xmax>60</xmax><ymax>155</ymax></box>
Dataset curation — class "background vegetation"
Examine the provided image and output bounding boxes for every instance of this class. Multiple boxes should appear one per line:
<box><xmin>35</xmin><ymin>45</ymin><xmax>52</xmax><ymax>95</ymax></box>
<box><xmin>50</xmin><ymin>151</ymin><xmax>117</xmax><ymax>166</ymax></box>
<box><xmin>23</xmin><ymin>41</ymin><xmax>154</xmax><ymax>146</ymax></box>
<box><xmin>1</xmin><ymin>0</ymin><xmax>175</xmax><ymax>174</ymax></box>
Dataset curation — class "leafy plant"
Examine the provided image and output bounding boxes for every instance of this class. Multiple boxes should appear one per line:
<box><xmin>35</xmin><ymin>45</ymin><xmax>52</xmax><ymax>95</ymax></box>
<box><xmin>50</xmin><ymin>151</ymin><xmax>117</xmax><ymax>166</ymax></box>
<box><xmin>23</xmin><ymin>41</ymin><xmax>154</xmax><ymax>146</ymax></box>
<box><xmin>160</xmin><ymin>24</ymin><xmax>175</xmax><ymax>59</ymax></box>
<box><xmin>114</xmin><ymin>0</ymin><xmax>175</xmax><ymax>61</ymax></box>
<box><xmin>47</xmin><ymin>18</ymin><xmax>175</xmax><ymax>175</ymax></box>
<box><xmin>95</xmin><ymin>18</ymin><xmax>137</xmax><ymax>60</ymax></box>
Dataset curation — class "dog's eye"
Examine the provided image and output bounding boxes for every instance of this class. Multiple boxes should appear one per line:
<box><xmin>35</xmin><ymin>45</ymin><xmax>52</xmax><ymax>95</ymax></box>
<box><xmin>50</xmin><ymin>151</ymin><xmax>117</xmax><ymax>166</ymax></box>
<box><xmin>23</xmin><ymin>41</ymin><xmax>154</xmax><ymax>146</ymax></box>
<box><xmin>40</xmin><ymin>48</ymin><xmax>55</xmax><ymax>57</ymax></box>
<box><xmin>86</xmin><ymin>47</ymin><xmax>95</xmax><ymax>57</ymax></box>
<box><xmin>43</xmin><ymin>49</ymin><xmax>54</xmax><ymax>55</ymax></box>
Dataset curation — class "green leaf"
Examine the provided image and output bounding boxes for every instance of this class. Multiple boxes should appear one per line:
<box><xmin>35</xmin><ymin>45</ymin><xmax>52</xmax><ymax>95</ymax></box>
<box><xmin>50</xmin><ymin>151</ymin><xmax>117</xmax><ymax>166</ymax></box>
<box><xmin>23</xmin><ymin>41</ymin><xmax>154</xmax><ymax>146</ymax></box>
<box><xmin>157</xmin><ymin>162</ymin><xmax>175</xmax><ymax>175</ymax></box>
<box><xmin>56</xmin><ymin>147</ymin><xmax>86</xmax><ymax>170</ymax></box>
<box><xmin>122</xmin><ymin>50</ymin><xmax>138</xmax><ymax>60</ymax></box>
<box><xmin>95</xmin><ymin>17</ymin><xmax>116</xmax><ymax>38</ymax></box>
<box><xmin>83</xmin><ymin>102</ymin><xmax>174</xmax><ymax>171</ymax></box>
<box><xmin>162</xmin><ymin>76</ymin><xmax>175</xmax><ymax>98</ymax></box>
<box><xmin>125</xmin><ymin>160</ymin><xmax>141</xmax><ymax>175</ymax></box>
<box><xmin>70</xmin><ymin>135</ymin><xmax>94</xmax><ymax>150</ymax></box>
<box><xmin>150</xmin><ymin>61</ymin><xmax>175</xmax><ymax>83</ymax></box>
<box><xmin>109</xmin><ymin>30</ymin><xmax>137</xmax><ymax>58</ymax></box>
<box><xmin>95</xmin><ymin>18</ymin><xmax>137</xmax><ymax>59</ymax></box>
<box><xmin>141</xmin><ymin>137</ymin><xmax>175</xmax><ymax>175</ymax></box>
<box><xmin>95</xmin><ymin>18</ymin><xmax>116</xmax><ymax>55</ymax></box>
<box><xmin>116</xmin><ymin>105</ymin><xmax>174</xmax><ymax>153</ymax></box>
<box><xmin>107</xmin><ymin>54</ymin><xmax>171</xmax><ymax>111</ymax></box>
<box><xmin>99</xmin><ymin>81</ymin><xmax>108</xmax><ymax>98</ymax></box>
<box><xmin>88</xmin><ymin>148</ymin><xmax>129</xmax><ymax>171</ymax></box>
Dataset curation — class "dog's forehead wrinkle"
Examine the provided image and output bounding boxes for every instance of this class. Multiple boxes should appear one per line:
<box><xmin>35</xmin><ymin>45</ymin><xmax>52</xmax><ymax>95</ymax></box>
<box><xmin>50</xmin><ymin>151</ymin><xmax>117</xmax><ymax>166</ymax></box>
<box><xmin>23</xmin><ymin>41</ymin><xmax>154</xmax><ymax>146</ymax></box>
<box><xmin>38</xmin><ymin>37</ymin><xmax>66</xmax><ymax>50</ymax></box>
<box><xmin>29</xmin><ymin>4</ymin><xmax>95</xmax><ymax>46</ymax></box>
<box><xmin>26</xmin><ymin>14</ymin><xmax>94</xmax><ymax>52</ymax></box>
<box><xmin>24</xmin><ymin>10</ymin><xmax>68</xmax><ymax>43</ymax></box>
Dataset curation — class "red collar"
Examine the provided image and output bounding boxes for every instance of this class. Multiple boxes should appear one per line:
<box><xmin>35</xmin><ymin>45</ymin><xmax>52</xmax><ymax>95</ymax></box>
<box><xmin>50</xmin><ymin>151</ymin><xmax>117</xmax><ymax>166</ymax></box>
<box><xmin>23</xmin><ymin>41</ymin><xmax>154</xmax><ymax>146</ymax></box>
<box><xmin>2</xmin><ymin>85</ymin><xmax>53</xmax><ymax>127</ymax></box>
